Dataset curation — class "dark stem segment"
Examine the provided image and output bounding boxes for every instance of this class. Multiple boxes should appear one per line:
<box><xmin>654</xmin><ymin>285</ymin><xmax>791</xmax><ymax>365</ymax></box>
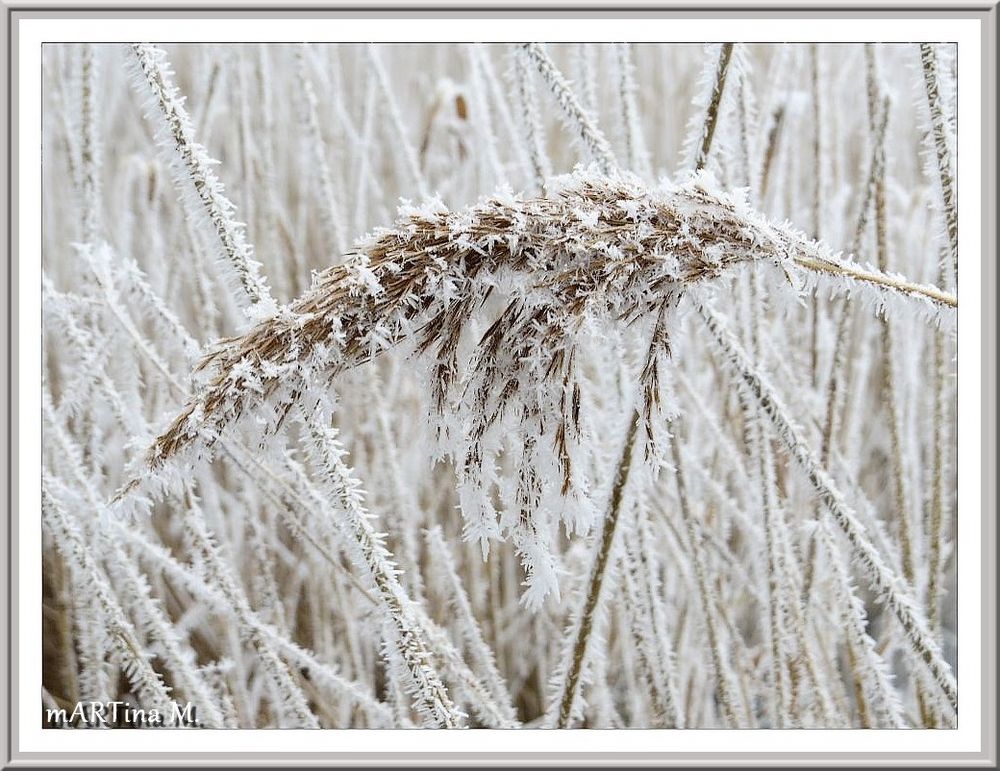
<box><xmin>695</xmin><ymin>43</ymin><xmax>735</xmax><ymax>172</ymax></box>
<box><xmin>556</xmin><ymin>413</ymin><xmax>639</xmax><ymax>727</ymax></box>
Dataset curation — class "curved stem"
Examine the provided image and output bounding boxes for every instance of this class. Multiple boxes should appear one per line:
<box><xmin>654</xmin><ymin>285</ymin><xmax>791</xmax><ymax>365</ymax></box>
<box><xmin>793</xmin><ymin>254</ymin><xmax>957</xmax><ymax>308</ymax></box>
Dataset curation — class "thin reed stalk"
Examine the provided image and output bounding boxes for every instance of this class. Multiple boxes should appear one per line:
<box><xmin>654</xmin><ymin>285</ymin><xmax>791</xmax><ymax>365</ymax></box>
<box><xmin>918</xmin><ymin>43</ymin><xmax>958</xmax><ymax>286</ymax></box>
<box><xmin>128</xmin><ymin>43</ymin><xmax>273</xmax><ymax>311</ymax></box>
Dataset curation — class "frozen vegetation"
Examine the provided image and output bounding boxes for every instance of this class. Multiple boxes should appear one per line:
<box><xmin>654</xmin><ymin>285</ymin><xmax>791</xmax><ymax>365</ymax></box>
<box><xmin>41</xmin><ymin>42</ymin><xmax>957</xmax><ymax>729</ymax></box>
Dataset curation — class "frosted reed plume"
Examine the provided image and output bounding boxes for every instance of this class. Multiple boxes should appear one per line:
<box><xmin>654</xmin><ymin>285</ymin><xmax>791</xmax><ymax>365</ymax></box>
<box><xmin>113</xmin><ymin>170</ymin><xmax>951</xmax><ymax>613</ymax></box>
<box><xmin>135</xmin><ymin>172</ymin><xmax>953</xmax><ymax>478</ymax></box>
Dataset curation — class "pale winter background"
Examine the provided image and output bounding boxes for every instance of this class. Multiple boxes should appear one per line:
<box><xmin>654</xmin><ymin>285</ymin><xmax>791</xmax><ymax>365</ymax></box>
<box><xmin>41</xmin><ymin>42</ymin><xmax>958</xmax><ymax>729</ymax></box>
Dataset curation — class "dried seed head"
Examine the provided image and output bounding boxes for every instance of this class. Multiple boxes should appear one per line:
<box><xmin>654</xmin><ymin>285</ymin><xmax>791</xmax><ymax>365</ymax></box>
<box><xmin>118</xmin><ymin>166</ymin><xmax>955</xmax><ymax>604</ymax></box>
<box><xmin>139</xmin><ymin>169</ymin><xmax>790</xmax><ymax>475</ymax></box>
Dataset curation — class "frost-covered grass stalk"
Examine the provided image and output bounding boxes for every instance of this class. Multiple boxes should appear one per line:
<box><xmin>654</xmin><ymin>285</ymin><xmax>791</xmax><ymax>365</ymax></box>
<box><xmin>918</xmin><ymin>43</ymin><xmax>958</xmax><ymax>287</ymax></box>
<box><xmin>42</xmin><ymin>42</ymin><xmax>957</xmax><ymax>729</ymax></box>
<box><xmin>128</xmin><ymin>43</ymin><xmax>274</xmax><ymax>312</ymax></box>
